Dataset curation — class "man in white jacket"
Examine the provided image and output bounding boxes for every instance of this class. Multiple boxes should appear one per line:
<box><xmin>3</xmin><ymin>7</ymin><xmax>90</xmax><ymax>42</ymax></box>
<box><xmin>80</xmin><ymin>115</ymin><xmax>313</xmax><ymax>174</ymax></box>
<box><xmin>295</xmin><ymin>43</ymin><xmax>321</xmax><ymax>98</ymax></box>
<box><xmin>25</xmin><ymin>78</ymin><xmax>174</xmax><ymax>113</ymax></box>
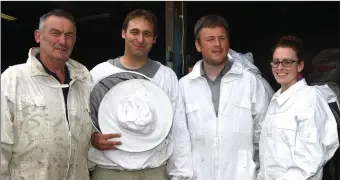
<box><xmin>88</xmin><ymin>9</ymin><xmax>193</xmax><ymax>180</ymax></box>
<box><xmin>1</xmin><ymin>9</ymin><xmax>93</xmax><ymax>180</ymax></box>
<box><xmin>179</xmin><ymin>14</ymin><xmax>272</xmax><ymax>180</ymax></box>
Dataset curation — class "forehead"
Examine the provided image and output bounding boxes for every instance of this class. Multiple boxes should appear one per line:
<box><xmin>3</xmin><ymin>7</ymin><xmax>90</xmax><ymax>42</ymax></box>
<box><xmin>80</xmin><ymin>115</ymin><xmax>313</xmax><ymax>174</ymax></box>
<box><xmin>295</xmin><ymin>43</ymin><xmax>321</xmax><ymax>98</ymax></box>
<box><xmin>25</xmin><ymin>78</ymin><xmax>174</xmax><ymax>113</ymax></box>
<box><xmin>43</xmin><ymin>15</ymin><xmax>75</xmax><ymax>32</ymax></box>
<box><xmin>199</xmin><ymin>27</ymin><xmax>227</xmax><ymax>37</ymax></box>
<box><xmin>126</xmin><ymin>17</ymin><xmax>154</xmax><ymax>32</ymax></box>
<box><xmin>273</xmin><ymin>47</ymin><xmax>298</xmax><ymax>59</ymax></box>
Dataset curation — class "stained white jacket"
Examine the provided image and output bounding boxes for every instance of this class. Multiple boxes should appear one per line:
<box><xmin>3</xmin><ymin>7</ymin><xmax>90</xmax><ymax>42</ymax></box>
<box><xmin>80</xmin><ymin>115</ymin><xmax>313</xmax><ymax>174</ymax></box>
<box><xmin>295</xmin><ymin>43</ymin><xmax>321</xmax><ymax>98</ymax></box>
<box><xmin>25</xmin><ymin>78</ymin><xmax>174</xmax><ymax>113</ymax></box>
<box><xmin>0</xmin><ymin>47</ymin><xmax>93</xmax><ymax>180</ymax></box>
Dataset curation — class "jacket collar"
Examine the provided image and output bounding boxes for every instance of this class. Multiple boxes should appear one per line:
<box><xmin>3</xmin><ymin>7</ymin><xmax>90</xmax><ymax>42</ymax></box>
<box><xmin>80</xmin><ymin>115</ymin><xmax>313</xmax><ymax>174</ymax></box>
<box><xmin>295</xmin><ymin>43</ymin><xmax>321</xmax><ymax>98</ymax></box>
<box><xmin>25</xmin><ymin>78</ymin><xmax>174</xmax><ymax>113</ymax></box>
<box><xmin>27</xmin><ymin>47</ymin><xmax>91</xmax><ymax>82</ymax></box>
<box><xmin>272</xmin><ymin>78</ymin><xmax>307</xmax><ymax>106</ymax></box>
<box><xmin>188</xmin><ymin>53</ymin><xmax>243</xmax><ymax>80</ymax></box>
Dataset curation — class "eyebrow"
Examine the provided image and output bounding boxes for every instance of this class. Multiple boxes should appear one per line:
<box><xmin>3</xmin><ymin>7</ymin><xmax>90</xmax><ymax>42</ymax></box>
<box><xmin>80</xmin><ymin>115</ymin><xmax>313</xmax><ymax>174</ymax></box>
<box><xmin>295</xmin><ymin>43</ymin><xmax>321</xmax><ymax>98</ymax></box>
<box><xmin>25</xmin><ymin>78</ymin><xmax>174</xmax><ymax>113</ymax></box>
<box><xmin>273</xmin><ymin>58</ymin><xmax>294</xmax><ymax>61</ymax></box>
<box><xmin>129</xmin><ymin>28</ymin><xmax>153</xmax><ymax>35</ymax></box>
<box><xmin>143</xmin><ymin>30</ymin><xmax>152</xmax><ymax>35</ymax></box>
<box><xmin>49</xmin><ymin>28</ymin><xmax>74</xmax><ymax>34</ymax></box>
<box><xmin>205</xmin><ymin>35</ymin><xmax>226</xmax><ymax>39</ymax></box>
<box><xmin>49</xmin><ymin>28</ymin><xmax>60</xmax><ymax>32</ymax></box>
<box><xmin>129</xmin><ymin>28</ymin><xmax>140</xmax><ymax>32</ymax></box>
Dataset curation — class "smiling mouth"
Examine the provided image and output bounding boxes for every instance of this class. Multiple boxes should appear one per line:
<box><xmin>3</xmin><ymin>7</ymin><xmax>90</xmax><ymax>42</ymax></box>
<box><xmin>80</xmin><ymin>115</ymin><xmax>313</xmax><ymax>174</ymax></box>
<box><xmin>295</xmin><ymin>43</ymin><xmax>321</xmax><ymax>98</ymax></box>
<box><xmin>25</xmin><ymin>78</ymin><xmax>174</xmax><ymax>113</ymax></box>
<box><xmin>276</xmin><ymin>73</ymin><xmax>288</xmax><ymax>76</ymax></box>
<box><xmin>134</xmin><ymin>45</ymin><xmax>146</xmax><ymax>48</ymax></box>
<box><xmin>56</xmin><ymin>48</ymin><xmax>67</xmax><ymax>52</ymax></box>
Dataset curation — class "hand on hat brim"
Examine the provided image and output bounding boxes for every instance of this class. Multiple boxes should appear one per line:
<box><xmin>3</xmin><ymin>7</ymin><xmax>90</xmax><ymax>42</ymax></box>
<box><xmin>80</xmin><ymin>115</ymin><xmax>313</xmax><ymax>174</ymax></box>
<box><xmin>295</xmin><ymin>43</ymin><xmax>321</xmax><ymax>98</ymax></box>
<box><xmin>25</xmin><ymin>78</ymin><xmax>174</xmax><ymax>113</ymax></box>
<box><xmin>91</xmin><ymin>132</ymin><xmax>122</xmax><ymax>151</ymax></box>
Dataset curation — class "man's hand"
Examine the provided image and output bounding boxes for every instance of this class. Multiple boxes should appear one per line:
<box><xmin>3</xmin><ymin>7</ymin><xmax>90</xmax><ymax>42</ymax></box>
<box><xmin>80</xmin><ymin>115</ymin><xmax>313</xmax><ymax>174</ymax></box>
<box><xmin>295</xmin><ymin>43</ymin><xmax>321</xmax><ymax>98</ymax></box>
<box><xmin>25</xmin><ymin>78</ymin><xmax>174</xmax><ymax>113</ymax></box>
<box><xmin>91</xmin><ymin>132</ymin><xmax>121</xmax><ymax>151</ymax></box>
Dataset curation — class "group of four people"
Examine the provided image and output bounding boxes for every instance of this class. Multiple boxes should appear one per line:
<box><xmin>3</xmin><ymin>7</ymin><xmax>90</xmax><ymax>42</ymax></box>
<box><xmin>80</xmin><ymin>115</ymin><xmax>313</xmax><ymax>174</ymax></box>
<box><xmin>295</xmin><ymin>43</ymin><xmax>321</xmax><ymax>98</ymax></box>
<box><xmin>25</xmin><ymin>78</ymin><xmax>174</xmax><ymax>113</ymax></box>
<box><xmin>1</xmin><ymin>8</ymin><xmax>339</xmax><ymax>180</ymax></box>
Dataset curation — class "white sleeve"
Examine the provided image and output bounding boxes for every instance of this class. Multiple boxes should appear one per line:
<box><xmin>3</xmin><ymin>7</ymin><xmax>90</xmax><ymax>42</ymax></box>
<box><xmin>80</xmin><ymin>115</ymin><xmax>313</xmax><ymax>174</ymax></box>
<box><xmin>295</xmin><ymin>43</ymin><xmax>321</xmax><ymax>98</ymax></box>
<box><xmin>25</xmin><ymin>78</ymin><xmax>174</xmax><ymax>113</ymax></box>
<box><xmin>251</xmin><ymin>76</ymin><xmax>272</xmax><ymax>172</ymax></box>
<box><xmin>1</xmin><ymin>68</ymin><xmax>15</xmax><ymax>180</ymax></box>
<box><xmin>167</xmin><ymin>74</ymin><xmax>193</xmax><ymax>180</ymax></box>
<box><xmin>278</xmin><ymin>92</ymin><xmax>339</xmax><ymax>180</ymax></box>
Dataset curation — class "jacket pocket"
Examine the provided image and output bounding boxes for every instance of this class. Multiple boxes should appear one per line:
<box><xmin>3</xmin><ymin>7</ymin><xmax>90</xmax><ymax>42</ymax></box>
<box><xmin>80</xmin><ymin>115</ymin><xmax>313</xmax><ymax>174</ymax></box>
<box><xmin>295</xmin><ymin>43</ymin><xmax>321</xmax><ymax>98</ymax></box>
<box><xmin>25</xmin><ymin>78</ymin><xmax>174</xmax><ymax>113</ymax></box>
<box><xmin>16</xmin><ymin>96</ymin><xmax>52</xmax><ymax>141</ymax></box>
<box><xmin>235</xmin><ymin>150</ymin><xmax>256</xmax><ymax>180</ymax></box>
<box><xmin>275</xmin><ymin>119</ymin><xmax>297</xmax><ymax>159</ymax></box>
<box><xmin>235</xmin><ymin>98</ymin><xmax>252</xmax><ymax>110</ymax></box>
<box><xmin>186</xmin><ymin>103</ymin><xmax>200</xmax><ymax>114</ymax></box>
<box><xmin>13</xmin><ymin>160</ymin><xmax>49</xmax><ymax>180</ymax></box>
<box><xmin>185</xmin><ymin>103</ymin><xmax>203</xmax><ymax>141</ymax></box>
<box><xmin>233</xmin><ymin>98</ymin><xmax>253</xmax><ymax>135</ymax></box>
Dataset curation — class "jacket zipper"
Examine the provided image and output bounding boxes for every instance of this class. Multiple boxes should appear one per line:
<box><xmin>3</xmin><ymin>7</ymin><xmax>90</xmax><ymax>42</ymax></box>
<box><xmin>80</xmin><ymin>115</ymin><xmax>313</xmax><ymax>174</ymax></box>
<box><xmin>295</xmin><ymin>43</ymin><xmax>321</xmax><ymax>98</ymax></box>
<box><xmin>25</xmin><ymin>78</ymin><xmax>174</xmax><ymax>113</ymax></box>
<box><xmin>202</xmin><ymin>77</ymin><xmax>219</xmax><ymax>180</ymax></box>
<box><xmin>64</xmin><ymin>79</ymin><xmax>75</xmax><ymax>179</ymax></box>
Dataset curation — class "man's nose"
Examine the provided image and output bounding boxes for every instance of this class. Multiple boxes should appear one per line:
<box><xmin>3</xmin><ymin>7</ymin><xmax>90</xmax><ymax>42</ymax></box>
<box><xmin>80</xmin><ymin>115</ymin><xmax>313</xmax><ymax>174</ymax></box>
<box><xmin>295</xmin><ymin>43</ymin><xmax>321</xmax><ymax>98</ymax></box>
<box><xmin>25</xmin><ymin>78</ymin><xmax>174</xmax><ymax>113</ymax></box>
<box><xmin>136</xmin><ymin>34</ymin><xmax>144</xmax><ymax>44</ymax></box>
<box><xmin>214</xmin><ymin>38</ymin><xmax>221</xmax><ymax>47</ymax></box>
<box><xmin>58</xmin><ymin>34</ymin><xmax>66</xmax><ymax>45</ymax></box>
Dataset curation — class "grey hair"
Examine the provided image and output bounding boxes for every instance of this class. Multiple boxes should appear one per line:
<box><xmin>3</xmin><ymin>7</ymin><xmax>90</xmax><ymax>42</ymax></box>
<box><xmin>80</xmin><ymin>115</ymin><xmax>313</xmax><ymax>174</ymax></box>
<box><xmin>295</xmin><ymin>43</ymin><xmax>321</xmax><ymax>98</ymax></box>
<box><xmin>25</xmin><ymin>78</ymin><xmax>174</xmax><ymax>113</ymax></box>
<box><xmin>38</xmin><ymin>9</ymin><xmax>76</xmax><ymax>33</ymax></box>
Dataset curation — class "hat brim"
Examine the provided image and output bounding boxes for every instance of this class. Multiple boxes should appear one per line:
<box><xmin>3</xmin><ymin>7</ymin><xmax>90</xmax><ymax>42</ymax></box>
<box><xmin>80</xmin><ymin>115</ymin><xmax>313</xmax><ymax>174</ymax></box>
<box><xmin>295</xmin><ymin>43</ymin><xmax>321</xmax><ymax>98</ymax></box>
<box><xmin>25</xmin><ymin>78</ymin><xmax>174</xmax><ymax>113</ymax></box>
<box><xmin>98</xmin><ymin>79</ymin><xmax>173</xmax><ymax>152</ymax></box>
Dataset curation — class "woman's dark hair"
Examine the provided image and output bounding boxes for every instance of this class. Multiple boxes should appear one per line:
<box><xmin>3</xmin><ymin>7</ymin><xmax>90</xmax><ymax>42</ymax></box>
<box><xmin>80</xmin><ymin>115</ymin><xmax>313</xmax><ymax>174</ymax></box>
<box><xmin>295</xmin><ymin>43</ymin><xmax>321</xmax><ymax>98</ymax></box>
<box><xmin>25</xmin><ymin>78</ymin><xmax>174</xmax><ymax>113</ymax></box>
<box><xmin>274</xmin><ymin>35</ymin><xmax>304</xmax><ymax>60</ymax></box>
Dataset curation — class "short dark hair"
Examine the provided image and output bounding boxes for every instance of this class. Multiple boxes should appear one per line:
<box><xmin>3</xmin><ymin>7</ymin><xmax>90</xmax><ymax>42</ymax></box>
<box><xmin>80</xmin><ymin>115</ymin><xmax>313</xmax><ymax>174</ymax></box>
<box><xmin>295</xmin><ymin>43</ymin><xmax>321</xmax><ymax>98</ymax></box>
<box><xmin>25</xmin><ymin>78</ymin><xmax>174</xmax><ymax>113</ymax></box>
<box><xmin>274</xmin><ymin>35</ymin><xmax>304</xmax><ymax>60</ymax></box>
<box><xmin>38</xmin><ymin>9</ymin><xmax>76</xmax><ymax>32</ymax></box>
<box><xmin>122</xmin><ymin>9</ymin><xmax>158</xmax><ymax>37</ymax></box>
<box><xmin>194</xmin><ymin>14</ymin><xmax>230</xmax><ymax>41</ymax></box>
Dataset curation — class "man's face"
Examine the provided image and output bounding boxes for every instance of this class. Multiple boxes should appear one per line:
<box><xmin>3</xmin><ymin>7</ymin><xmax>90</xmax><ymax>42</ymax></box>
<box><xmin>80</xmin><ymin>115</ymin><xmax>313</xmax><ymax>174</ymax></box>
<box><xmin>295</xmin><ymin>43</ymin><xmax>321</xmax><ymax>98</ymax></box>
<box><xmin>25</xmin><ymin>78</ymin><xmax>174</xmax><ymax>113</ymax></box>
<box><xmin>34</xmin><ymin>15</ymin><xmax>76</xmax><ymax>62</ymax></box>
<box><xmin>195</xmin><ymin>27</ymin><xmax>229</xmax><ymax>66</ymax></box>
<box><xmin>122</xmin><ymin>17</ymin><xmax>156</xmax><ymax>58</ymax></box>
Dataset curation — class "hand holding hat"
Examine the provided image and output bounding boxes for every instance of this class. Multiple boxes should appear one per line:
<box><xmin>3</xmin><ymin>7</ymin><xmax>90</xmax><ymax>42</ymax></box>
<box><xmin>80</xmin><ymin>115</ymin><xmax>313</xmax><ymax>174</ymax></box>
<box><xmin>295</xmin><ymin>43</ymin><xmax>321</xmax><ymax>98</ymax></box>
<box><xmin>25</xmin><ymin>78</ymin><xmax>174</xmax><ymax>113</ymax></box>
<box><xmin>91</xmin><ymin>132</ymin><xmax>122</xmax><ymax>151</ymax></box>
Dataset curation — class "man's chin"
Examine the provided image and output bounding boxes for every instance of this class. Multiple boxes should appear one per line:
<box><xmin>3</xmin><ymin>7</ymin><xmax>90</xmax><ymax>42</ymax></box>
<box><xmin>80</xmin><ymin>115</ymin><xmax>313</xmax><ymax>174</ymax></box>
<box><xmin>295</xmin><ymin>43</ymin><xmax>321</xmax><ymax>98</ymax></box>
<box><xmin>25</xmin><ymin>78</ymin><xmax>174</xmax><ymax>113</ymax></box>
<box><xmin>55</xmin><ymin>56</ymin><xmax>70</xmax><ymax>62</ymax></box>
<box><xmin>206</xmin><ymin>59</ymin><xmax>226</xmax><ymax>66</ymax></box>
<box><xmin>133</xmin><ymin>52</ymin><xmax>147</xmax><ymax>57</ymax></box>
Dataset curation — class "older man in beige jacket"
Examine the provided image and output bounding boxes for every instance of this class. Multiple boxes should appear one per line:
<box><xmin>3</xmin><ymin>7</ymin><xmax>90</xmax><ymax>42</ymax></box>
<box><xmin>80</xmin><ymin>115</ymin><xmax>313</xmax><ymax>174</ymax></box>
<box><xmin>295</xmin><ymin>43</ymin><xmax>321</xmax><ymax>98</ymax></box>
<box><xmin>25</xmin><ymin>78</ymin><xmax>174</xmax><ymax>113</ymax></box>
<box><xmin>1</xmin><ymin>9</ymin><xmax>93</xmax><ymax>180</ymax></box>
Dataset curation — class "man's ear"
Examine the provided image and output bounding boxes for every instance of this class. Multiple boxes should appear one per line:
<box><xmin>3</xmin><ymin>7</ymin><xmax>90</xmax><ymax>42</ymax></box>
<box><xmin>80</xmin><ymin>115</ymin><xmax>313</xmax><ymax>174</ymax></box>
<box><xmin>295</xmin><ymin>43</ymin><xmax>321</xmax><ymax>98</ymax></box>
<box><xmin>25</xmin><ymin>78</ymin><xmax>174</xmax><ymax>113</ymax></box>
<box><xmin>34</xmin><ymin>30</ymin><xmax>41</xmax><ymax>43</ymax></box>
<box><xmin>122</xmin><ymin>29</ymin><xmax>126</xmax><ymax>39</ymax></box>
<box><xmin>195</xmin><ymin>40</ymin><xmax>202</xmax><ymax>52</ymax></box>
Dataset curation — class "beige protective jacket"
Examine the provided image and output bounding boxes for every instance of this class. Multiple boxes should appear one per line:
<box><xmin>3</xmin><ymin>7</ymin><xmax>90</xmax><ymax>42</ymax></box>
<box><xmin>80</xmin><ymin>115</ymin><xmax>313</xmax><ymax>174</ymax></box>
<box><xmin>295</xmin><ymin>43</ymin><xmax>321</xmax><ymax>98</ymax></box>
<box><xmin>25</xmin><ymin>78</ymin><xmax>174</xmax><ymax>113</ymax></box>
<box><xmin>0</xmin><ymin>47</ymin><xmax>93</xmax><ymax>180</ymax></box>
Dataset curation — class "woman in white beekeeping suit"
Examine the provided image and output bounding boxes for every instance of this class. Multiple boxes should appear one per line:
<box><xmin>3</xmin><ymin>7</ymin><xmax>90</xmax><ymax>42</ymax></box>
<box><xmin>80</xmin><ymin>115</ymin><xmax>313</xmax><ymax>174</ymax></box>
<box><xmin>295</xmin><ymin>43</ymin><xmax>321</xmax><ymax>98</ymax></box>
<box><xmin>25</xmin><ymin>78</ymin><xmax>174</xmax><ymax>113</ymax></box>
<box><xmin>257</xmin><ymin>35</ymin><xmax>339</xmax><ymax>180</ymax></box>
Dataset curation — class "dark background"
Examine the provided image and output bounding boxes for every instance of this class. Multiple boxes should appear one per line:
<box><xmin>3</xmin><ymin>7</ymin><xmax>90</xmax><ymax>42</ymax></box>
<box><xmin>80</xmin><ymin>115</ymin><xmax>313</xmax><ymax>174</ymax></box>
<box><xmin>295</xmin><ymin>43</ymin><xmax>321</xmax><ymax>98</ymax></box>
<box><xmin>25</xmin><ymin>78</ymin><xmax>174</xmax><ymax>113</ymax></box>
<box><xmin>2</xmin><ymin>1</ymin><xmax>339</xmax><ymax>90</ymax></box>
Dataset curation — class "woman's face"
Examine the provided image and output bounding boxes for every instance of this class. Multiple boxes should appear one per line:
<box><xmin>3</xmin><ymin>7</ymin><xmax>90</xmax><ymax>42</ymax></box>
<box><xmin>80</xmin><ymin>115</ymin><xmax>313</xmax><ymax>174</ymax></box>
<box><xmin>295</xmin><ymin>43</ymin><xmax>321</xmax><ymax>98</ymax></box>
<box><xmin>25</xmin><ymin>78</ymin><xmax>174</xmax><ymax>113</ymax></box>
<box><xmin>272</xmin><ymin>47</ymin><xmax>304</xmax><ymax>92</ymax></box>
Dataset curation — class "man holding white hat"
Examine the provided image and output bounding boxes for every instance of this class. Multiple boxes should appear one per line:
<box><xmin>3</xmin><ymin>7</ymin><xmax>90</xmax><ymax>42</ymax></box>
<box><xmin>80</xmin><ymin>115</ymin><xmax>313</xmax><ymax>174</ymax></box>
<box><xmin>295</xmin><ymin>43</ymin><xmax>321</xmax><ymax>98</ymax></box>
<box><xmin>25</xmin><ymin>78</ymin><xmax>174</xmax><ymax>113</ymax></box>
<box><xmin>88</xmin><ymin>9</ymin><xmax>193</xmax><ymax>180</ymax></box>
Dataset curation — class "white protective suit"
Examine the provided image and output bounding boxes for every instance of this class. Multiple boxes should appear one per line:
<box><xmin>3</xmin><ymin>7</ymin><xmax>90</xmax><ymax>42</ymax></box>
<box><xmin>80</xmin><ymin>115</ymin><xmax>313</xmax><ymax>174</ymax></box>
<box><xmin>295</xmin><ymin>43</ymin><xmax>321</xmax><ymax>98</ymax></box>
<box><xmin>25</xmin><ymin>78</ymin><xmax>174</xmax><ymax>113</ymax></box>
<box><xmin>0</xmin><ymin>47</ymin><xmax>93</xmax><ymax>180</ymax></box>
<box><xmin>257</xmin><ymin>79</ymin><xmax>339</xmax><ymax>180</ymax></box>
<box><xmin>88</xmin><ymin>60</ymin><xmax>193</xmax><ymax>180</ymax></box>
<box><xmin>179</xmin><ymin>50</ymin><xmax>273</xmax><ymax>180</ymax></box>
<box><xmin>228</xmin><ymin>49</ymin><xmax>275</xmax><ymax>98</ymax></box>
